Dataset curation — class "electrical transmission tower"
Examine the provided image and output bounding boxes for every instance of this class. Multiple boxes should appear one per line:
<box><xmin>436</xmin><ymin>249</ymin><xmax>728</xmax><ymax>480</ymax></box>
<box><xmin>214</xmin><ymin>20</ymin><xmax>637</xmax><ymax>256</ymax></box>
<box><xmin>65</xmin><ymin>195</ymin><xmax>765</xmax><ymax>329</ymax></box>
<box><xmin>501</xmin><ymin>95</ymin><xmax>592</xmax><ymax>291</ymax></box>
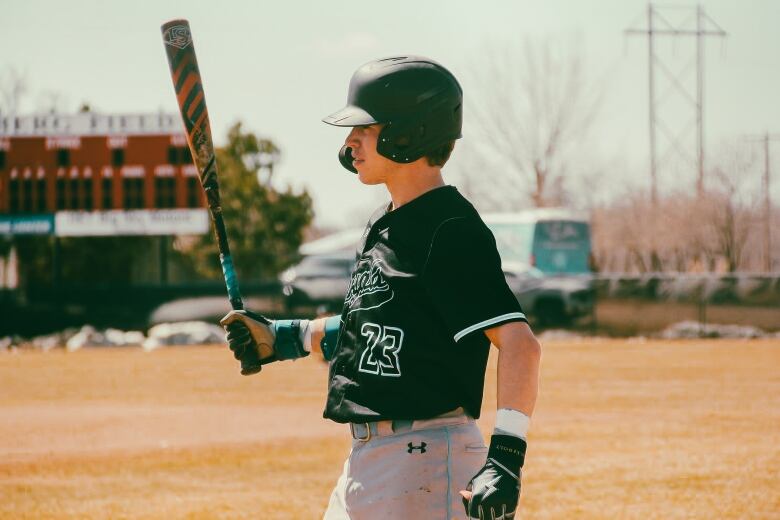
<box><xmin>626</xmin><ymin>4</ymin><xmax>726</xmax><ymax>204</ymax></box>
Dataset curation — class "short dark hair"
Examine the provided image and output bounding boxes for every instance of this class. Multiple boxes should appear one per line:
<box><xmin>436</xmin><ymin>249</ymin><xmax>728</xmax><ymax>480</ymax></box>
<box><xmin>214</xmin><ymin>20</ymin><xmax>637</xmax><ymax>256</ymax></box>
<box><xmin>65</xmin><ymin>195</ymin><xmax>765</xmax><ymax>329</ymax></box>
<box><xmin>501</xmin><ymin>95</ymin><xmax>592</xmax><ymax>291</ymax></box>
<box><xmin>425</xmin><ymin>140</ymin><xmax>456</xmax><ymax>167</ymax></box>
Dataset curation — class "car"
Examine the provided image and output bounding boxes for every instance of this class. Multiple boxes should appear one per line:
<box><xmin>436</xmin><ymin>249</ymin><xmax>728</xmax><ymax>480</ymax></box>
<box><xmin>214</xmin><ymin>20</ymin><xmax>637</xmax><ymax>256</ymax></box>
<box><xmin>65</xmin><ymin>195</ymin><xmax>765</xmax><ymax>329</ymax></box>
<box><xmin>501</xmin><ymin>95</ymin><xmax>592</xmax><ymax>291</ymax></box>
<box><xmin>280</xmin><ymin>251</ymin><xmax>356</xmax><ymax>315</ymax></box>
<box><xmin>501</xmin><ymin>261</ymin><xmax>594</xmax><ymax>327</ymax></box>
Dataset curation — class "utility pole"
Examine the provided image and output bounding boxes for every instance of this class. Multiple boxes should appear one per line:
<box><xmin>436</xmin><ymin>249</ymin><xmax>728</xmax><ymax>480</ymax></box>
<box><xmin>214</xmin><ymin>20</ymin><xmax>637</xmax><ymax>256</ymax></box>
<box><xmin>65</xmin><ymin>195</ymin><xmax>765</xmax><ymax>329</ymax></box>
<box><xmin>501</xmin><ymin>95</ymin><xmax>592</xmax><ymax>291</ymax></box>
<box><xmin>626</xmin><ymin>4</ymin><xmax>727</xmax><ymax>203</ymax></box>
<box><xmin>745</xmin><ymin>132</ymin><xmax>780</xmax><ymax>271</ymax></box>
<box><xmin>765</xmin><ymin>135</ymin><xmax>772</xmax><ymax>271</ymax></box>
<box><xmin>647</xmin><ymin>3</ymin><xmax>658</xmax><ymax>205</ymax></box>
<box><xmin>696</xmin><ymin>4</ymin><xmax>705</xmax><ymax>196</ymax></box>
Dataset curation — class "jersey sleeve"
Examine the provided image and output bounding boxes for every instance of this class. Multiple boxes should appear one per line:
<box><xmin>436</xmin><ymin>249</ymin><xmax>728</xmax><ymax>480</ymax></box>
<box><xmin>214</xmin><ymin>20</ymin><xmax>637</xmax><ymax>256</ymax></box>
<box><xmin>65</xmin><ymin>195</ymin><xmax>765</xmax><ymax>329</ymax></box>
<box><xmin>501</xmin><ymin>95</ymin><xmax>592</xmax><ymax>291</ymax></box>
<box><xmin>422</xmin><ymin>216</ymin><xmax>528</xmax><ymax>343</ymax></box>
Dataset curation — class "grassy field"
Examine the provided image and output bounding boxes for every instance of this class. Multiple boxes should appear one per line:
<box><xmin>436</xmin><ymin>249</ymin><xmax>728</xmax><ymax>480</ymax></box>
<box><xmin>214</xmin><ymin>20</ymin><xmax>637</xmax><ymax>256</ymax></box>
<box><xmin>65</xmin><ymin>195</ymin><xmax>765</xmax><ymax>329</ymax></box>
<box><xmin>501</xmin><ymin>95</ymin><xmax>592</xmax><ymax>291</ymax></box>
<box><xmin>1</xmin><ymin>339</ymin><xmax>779</xmax><ymax>519</ymax></box>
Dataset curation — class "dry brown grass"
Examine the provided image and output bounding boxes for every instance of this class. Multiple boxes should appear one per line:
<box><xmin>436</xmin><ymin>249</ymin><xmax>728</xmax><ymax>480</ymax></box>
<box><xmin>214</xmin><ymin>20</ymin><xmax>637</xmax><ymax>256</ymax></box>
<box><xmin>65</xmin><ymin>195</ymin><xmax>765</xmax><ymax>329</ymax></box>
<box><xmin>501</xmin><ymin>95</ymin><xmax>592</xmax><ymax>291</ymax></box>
<box><xmin>1</xmin><ymin>340</ymin><xmax>779</xmax><ymax>519</ymax></box>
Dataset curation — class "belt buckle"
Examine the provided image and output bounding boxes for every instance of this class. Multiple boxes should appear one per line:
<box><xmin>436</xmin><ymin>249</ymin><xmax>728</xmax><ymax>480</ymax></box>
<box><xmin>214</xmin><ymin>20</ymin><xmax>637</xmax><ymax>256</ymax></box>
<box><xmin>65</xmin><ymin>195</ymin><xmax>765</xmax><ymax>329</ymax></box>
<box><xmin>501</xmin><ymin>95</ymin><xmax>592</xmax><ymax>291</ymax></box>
<box><xmin>350</xmin><ymin>422</ymin><xmax>371</xmax><ymax>442</ymax></box>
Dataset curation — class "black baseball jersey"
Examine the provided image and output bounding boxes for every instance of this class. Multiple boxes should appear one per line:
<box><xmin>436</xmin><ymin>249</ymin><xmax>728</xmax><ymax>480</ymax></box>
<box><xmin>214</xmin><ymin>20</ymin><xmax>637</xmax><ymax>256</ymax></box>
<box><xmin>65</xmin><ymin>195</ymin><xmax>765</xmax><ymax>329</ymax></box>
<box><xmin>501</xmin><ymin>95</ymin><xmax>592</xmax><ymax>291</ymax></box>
<box><xmin>324</xmin><ymin>186</ymin><xmax>527</xmax><ymax>424</ymax></box>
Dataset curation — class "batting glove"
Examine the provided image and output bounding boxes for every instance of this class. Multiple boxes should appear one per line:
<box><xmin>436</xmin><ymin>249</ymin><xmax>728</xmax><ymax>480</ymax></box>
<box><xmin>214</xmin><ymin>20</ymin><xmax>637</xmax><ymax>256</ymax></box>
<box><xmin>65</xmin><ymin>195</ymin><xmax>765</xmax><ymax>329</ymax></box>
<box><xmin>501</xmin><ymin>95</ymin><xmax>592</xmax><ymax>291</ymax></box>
<box><xmin>462</xmin><ymin>435</ymin><xmax>526</xmax><ymax>520</ymax></box>
<box><xmin>220</xmin><ymin>309</ymin><xmax>309</xmax><ymax>365</ymax></box>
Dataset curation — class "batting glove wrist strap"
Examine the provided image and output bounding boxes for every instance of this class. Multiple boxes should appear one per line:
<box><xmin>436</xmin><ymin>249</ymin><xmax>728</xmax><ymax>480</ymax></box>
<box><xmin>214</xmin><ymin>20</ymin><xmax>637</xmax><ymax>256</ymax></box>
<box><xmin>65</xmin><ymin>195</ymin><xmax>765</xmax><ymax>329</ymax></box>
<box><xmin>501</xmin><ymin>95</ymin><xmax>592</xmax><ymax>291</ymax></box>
<box><xmin>488</xmin><ymin>434</ymin><xmax>527</xmax><ymax>474</ymax></box>
<box><xmin>494</xmin><ymin>408</ymin><xmax>530</xmax><ymax>440</ymax></box>
<box><xmin>272</xmin><ymin>320</ymin><xmax>310</xmax><ymax>360</ymax></box>
<box><xmin>320</xmin><ymin>315</ymin><xmax>341</xmax><ymax>361</ymax></box>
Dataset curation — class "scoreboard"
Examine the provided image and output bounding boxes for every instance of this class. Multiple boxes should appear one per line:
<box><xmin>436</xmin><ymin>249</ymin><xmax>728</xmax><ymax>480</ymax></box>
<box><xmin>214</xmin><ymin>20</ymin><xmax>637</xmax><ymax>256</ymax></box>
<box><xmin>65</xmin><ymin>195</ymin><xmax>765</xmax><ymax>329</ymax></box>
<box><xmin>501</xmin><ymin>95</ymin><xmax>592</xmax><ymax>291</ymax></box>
<box><xmin>0</xmin><ymin>112</ymin><xmax>209</xmax><ymax>236</ymax></box>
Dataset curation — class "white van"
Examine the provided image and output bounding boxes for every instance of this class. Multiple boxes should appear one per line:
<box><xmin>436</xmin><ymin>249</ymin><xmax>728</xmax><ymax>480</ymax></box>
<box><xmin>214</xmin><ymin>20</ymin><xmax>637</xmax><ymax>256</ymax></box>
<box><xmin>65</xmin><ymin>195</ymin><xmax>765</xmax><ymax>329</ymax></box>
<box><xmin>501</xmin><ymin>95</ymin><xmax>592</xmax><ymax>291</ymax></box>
<box><xmin>483</xmin><ymin>208</ymin><xmax>592</xmax><ymax>275</ymax></box>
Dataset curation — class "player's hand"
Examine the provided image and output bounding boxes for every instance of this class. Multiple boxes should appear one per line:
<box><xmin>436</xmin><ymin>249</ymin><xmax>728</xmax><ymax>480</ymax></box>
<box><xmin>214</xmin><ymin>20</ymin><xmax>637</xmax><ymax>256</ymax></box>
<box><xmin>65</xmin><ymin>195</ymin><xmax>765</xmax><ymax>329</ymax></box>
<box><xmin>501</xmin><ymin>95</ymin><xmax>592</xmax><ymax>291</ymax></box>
<box><xmin>460</xmin><ymin>435</ymin><xmax>526</xmax><ymax>519</ymax></box>
<box><xmin>220</xmin><ymin>310</ymin><xmax>310</xmax><ymax>371</ymax></box>
<box><xmin>220</xmin><ymin>309</ymin><xmax>275</xmax><ymax>364</ymax></box>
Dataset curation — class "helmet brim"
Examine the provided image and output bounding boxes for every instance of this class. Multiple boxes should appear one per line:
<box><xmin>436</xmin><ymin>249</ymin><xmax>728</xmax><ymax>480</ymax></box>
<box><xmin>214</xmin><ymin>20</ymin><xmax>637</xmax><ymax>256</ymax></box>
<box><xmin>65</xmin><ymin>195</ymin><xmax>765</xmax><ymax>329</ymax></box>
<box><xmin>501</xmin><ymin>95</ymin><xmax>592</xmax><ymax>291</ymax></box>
<box><xmin>322</xmin><ymin>104</ymin><xmax>379</xmax><ymax>127</ymax></box>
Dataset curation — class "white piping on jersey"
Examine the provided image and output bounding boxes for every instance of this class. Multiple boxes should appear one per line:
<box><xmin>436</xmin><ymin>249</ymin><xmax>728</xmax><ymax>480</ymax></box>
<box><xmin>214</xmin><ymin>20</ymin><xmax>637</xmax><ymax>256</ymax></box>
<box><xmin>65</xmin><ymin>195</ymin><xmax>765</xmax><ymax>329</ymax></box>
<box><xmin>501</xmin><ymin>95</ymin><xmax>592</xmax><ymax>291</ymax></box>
<box><xmin>453</xmin><ymin>312</ymin><xmax>527</xmax><ymax>342</ymax></box>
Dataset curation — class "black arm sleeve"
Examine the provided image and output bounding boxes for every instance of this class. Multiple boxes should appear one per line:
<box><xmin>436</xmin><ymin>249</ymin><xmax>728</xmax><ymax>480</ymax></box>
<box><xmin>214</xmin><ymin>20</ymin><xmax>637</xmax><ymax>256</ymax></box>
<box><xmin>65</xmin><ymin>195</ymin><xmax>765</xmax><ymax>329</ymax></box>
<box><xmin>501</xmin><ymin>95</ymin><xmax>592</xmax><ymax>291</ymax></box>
<box><xmin>422</xmin><ymin>216</ymin><xmax>528</xmax><ymax>343</ymax></box>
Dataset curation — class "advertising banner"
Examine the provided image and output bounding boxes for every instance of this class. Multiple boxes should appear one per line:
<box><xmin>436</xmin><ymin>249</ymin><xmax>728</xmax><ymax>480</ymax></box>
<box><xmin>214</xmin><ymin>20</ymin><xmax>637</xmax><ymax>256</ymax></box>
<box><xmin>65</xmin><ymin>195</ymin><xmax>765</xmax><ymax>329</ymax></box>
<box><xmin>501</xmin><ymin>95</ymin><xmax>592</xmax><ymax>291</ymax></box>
<box><xmin>54</xmin><ymin>209</ymin><xmax>209</xmax><ymax>236</ymax></box>
<box><xmin>0</xmin><ymin>214</ymin><xmax>55</xmax><ymax>235</ymax></box>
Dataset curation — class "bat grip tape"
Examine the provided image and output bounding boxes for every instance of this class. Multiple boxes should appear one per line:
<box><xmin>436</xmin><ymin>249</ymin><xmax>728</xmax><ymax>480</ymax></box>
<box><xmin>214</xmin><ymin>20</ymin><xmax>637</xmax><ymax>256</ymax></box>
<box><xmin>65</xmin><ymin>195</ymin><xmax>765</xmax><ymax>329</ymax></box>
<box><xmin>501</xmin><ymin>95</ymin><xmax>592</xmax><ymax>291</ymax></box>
<box><xmin>219</xmin><ymin>253</ymin><xmax>242</xmax><ymax>309</ymax></box>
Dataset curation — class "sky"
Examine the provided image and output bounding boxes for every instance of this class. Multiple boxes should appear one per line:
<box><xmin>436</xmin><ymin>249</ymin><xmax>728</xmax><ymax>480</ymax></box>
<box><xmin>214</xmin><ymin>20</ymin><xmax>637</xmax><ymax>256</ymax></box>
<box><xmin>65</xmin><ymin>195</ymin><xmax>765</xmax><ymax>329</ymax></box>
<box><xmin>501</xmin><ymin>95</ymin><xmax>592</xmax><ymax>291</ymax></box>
<box><xmin>2</xmin><ymin>0</ymin><xmax>779</xmax><ymax>229</ymax></box>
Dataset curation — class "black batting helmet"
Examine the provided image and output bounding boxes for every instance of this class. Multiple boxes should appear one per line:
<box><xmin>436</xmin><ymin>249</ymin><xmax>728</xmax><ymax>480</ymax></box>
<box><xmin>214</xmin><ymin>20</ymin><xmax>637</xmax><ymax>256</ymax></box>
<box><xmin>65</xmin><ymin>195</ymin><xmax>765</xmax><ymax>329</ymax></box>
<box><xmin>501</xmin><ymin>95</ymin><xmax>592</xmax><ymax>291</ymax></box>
<box><xmin>322</xmin><ymin>56</ymin><xmax>463</xmax><ymax>173</ymax></box>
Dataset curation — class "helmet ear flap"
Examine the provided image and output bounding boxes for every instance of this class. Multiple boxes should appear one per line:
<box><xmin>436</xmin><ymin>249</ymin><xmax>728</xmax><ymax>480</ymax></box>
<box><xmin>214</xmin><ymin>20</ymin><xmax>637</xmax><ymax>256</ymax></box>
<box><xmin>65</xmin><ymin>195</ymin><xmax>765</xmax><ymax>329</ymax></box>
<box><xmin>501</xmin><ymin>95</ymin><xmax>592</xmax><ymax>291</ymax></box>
<box><xmin>394</xmin><ymin>134</ymin><xmax>411</xmax><ymax>151</ymax></box>
<box><xmin>399</xmin><ymin>125</ymin><xmax>426</xmax><ymax>150</ymax></box>
<box><xmin>377</xmin><ymin>121</ymin><xmax>428</xmax><ymax>163</ymax></box>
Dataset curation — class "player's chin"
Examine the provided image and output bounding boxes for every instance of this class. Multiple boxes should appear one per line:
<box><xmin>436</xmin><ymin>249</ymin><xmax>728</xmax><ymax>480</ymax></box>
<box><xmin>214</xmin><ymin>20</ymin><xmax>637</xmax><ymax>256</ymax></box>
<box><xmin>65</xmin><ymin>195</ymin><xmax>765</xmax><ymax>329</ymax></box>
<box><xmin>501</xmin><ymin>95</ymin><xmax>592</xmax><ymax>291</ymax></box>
<box><xmin>356</xmin><ymin>167</ymin><xmax>382</xmax><ymax>185</ymax></box>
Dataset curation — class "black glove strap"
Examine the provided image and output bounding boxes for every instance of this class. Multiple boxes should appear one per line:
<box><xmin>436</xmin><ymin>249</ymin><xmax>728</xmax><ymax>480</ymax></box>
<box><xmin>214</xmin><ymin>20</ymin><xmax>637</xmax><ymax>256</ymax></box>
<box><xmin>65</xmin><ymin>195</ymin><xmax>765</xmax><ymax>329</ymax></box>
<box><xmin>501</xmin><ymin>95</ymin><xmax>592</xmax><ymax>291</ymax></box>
<box><xmin>488</xmin><ymin>434</ymin><xmax>527</xmax><ymax>475</ymax></box>
<box><xmin>243</xmin><ymin>308</ymin><xmax>271</xmax><ymax>325</ymax></box>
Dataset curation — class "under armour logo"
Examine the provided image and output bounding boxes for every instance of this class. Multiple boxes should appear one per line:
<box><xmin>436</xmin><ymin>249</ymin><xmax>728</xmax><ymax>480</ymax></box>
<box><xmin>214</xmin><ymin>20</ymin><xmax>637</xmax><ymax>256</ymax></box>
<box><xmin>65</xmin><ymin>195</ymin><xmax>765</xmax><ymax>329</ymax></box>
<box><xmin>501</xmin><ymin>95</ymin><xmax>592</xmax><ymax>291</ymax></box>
<box><xmin>407</xmin><ymin>442</ymin><xmax>427</xmax><ymax>454</ymax></box>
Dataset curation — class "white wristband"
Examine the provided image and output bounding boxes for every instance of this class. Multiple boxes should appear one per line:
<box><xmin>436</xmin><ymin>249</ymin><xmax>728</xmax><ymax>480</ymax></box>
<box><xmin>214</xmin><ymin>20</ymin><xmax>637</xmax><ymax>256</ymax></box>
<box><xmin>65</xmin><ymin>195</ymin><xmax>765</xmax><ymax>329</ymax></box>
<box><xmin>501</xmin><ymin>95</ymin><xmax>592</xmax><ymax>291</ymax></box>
<box><xmin>494</xmin><ymin>408</ymin><xmax>530</xmax><ymax>440</ymax></box>
<box><xmin>299</xmin><ymin>320</ymin><xmax>312</xmax><ymax>352</ymax></box>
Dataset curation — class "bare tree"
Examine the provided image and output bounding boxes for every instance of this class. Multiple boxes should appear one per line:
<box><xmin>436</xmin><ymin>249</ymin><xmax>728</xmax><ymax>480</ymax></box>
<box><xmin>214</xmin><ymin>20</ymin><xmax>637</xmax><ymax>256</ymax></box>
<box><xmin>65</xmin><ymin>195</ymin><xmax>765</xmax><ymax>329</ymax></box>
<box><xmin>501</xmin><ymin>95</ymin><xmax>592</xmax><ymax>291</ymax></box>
<box><xmin>36</xmin><ymin>90</ymin><xmax>70</xmax><ymax>114</ymax></box>
<box><xmin>699</xmin><ymin>174</ymin><xmax>754</xmax><ymax>272</ymax></box>
<box><xmin>0</xmin><ymin>66</ymin><xmax>28</xmax><ymax>116</ymax></box>
<box><xmin>590</xmin><ymin>140</ymin><xmax>763</xmax><ymax>274</ymax></box>
<box><xmin>702</xmin><ymin>143</ymin><xmax>760</xmax><ymax>272</ymax></box>
<box><xmin>463</xmin><ymin>39</ymin><xmax>603</xmax><ymax>208</ymax></box>
<box><xmin>592</xmin><ymin>189</ymin><xmax>670</xmax><ymax>273</ymax></box>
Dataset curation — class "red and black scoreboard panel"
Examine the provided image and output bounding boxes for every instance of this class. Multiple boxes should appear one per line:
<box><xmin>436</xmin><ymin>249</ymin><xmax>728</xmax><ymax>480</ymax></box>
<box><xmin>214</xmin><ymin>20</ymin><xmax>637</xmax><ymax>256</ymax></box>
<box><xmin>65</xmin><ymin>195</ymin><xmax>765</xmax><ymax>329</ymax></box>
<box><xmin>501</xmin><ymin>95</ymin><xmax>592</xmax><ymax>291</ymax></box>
<box><xmin>0</xmin><ymin>133</ymin><xmax>205</xmax><ymax>214</ymax></box>
<box><xmin>0</xmin><ymin>114</ymin><xmax>212</xmax><ymax>236</ymax></box>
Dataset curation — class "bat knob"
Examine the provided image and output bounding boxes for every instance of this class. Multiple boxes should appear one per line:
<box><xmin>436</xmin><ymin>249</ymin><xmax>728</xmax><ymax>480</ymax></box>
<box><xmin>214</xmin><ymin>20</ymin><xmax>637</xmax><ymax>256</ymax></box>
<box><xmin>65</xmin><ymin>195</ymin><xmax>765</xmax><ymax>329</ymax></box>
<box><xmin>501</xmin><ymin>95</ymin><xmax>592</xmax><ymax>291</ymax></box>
<box><xmin>240</xmin><ymin>346</ymin><xmax>264</xmax><ymax>376</ymax></box>
<box><xmin>240</xmin><ymin>363</ymin><xmax>263</xmax><ymax>376</ymax></box>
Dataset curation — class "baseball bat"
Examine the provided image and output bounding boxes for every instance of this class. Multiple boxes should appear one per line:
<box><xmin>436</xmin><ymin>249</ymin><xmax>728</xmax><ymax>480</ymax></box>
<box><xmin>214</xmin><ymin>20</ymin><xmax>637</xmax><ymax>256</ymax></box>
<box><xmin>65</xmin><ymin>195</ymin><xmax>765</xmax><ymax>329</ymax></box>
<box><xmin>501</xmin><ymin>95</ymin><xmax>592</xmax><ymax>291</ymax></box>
<box><xmin>161</xmin><ymin>19</ymin><xmax>262</xmax><ymax>375</ymax></box>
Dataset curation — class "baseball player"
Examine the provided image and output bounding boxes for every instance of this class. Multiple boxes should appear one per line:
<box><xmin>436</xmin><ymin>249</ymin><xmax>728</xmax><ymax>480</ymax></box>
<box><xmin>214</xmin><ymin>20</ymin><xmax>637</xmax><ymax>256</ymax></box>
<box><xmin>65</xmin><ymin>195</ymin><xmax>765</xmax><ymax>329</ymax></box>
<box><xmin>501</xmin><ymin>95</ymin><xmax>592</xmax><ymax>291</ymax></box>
<box><xmin>221</xmin><ymin>56</ymin><xmax>541</xmax><ymax>520</ymax></box>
